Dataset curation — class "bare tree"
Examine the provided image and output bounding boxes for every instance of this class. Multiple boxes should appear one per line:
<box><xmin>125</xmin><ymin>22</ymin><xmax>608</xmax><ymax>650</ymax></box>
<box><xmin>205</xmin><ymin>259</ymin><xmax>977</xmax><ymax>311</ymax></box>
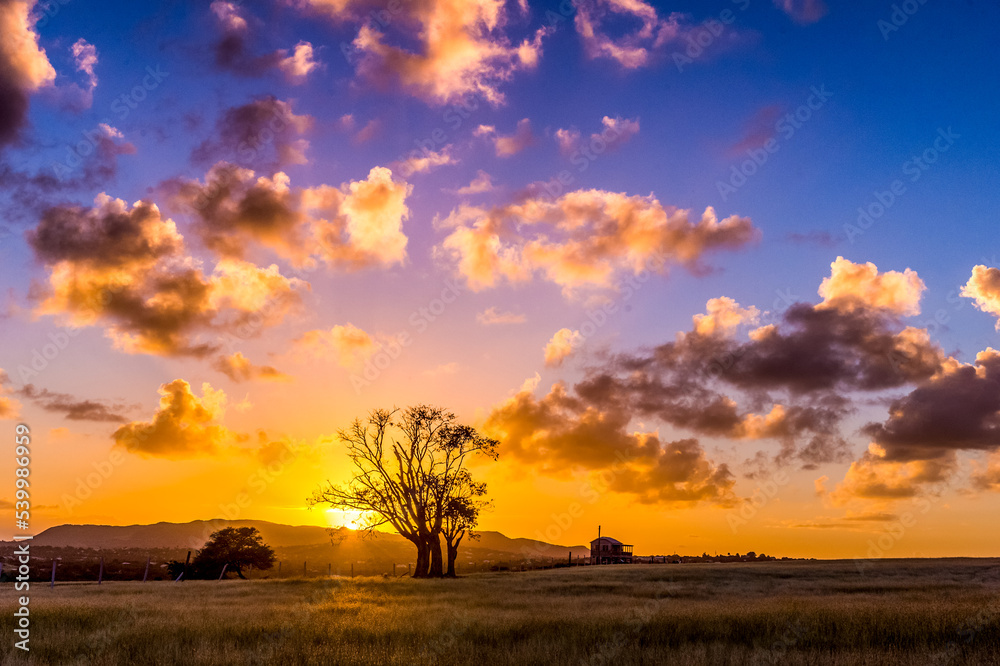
<box><xmin>308</xmin><ymin>405</ymin><xmax>497</xmax><ymax>578</ymax></box>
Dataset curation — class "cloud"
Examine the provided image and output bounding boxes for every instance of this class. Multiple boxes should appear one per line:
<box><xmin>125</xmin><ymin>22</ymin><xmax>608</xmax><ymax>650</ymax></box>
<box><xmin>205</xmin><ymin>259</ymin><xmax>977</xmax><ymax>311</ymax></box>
<box><xmin>423</xmin><ymin>362</ymin><xmax>460</xmax><ymax>377</ymax></box>
<box><xmin>0</xmin><ymin>0</ymin><xmax>56</xmax><ymax>145</ymax></box>
<box><xmin>278</xmin><ymin>41</ymin><xmax>319</xmax><ymax>83</ymax></box>
<box><xmin>294</xmin><ymin>323</ymin><xmax>378</xmax><ymax>368</ymax></box>
<box><xmin>0</xmin><ymin>369</ymin><xmax>21</xmax><ymax>419</ymax></box>
<box><xmin>476</xmin><ymin>118</ymin><xmax>534</xmax><ymax>156</ymax></box>
<box><xmin>211</xmin><ymin>1</ymin><xmax>319</xmax><ymax>83</ymax></box>
<box><xmin>862</xmin><ymin>348</ymin><xmax>1000</xmax><ymax>463</ymax></box>
<box><xmin>57</xmin><ymin>37</ymin><xmax>98</xmax><ymax>111</ymax></box>
<box><xmin>484</xmin><ymin>381</ymin><xmax>735</xmax><ymax>504</ymax></box>
<box><xmin>28</xmin><ymin>193</ymin><xmax>308</xmax><ymax>357</ymax></box>
<box><xmin>505</xmin><ymin>261</ymin><xmax>950</xmax><ymax>476</ymax></box>
<box><xmin>691</xmin><ymin>297</ymin><xmax>760</xmax><ymax>337</ymax></box>
<box><xmin>476</xmin><ymin>306</ymin><xmax>525</xmax><ymax>325</ymax></box>
<box><xmin>436</xmin><ymin>190</ymin><xmax>759</xmax><ymax>296</ymax></box>
<box><xmin>212</xmin><ymin>352</ymin><xmax>290</xmax><ymax>382</ymax></box>
<box><xmin>0</xmin><ymin>122</ymin><xmax>136</xmax><ymax>216</ymax></box>
<box><xmin>573</xmin><ymin>0</ymin><xmax>685</xmax><ymax>69</ymax></box>
<box><xmin>728</xmin><ymin>105</ymin><xmax>782</xmax><ymax>156</ymax></box>
<box><xmin>544</xmin><ymin>328</ymin><xmax>582</xmax><ymax>367</ymax></box>
<box><xmin>17</xmin><ymin>384</ymin><xmax>129</xmax><ymax>421</ymax></box>
<box><xmin>971</xmin><ymin>450</ymin><xmax>1000</xmax><ymax>492</ymax></box>
<box><xmin>774</xmin><ymin>0</ymin><xmax>828</xmax><ymax>24</ymax></box>
<box><xmin>786</xmin><ymin>230</ymin><xmax>838</xmax><ymax>247</ymax></box>
<box><xmin>556</xmin><ymin>115</ymin><xmax>640</xmax><ymax>157</ymax></box>
<box><xmin>191</xmin><ymin>96</ymin><xmax>313</xmax><ymax>169</ymax></box>
<box><xmin>817</xmin><ymin>257</ymin><xmax>926</xmax><ymax>317</ymax></box>
<box><xmin>391</xmin><ymin>145</ymin><xmax>457</xmax><ymax>177</ymax></box>
<box><xmin>453</xmin><ymin>170</ymin><xmax>494</xmax><ymax>196</ymax></box>
<box><xmin>961</xmin><ymin>265</ymin><xmax>1000</xmax><ymax>329</ymax></box>
<box><xmin>318</xmin><ymin>0</ymin><xmax>550</xmax><ymax>105</ymax></box>
<box><xmin>169</xmin><ymin>163</ymin><xmax>410</xmax><ymax>270</ymax></box>
<box><xmin>113</xmin><ymin>379</ymin><xmax>238</xmax><ymax>458</ymax></box>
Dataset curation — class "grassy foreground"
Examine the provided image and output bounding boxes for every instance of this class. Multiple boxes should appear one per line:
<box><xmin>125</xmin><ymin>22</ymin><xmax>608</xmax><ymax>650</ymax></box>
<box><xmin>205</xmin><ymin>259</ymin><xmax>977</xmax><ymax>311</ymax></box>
<box><xmin>3</xmin><ymin>559</ymin><xmax>1000</xmax><ymax>665</ymax></box>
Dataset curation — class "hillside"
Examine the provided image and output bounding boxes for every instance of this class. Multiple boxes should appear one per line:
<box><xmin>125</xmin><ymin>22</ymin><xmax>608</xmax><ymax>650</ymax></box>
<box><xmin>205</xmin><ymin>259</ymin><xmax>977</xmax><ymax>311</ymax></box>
<box><xmin>26</xmin><ymin>520</ymin><xmax>589</xmax><ymax>565</ymax></box>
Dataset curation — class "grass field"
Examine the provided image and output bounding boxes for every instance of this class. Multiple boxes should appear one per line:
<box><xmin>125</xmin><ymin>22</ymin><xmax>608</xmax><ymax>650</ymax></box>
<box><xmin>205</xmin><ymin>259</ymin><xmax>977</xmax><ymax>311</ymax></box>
<box><xmin>3</xmin><ymin>559</ymin><xmax>1000</xmax><ymax>665</ymax></box>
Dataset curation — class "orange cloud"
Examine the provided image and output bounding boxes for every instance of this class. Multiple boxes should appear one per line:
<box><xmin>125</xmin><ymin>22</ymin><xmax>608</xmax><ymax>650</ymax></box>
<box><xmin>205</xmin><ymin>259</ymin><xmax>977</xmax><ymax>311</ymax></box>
<box><xmin>308</xmin><ymin>0</ymin><xmax>550</xmax><ymax>105</ymax></box>
<box><xmin>484</xmin><ymin>381</ymin><xmax>735</xmax><ymax>504</ymax></box>
<box><xmin>476</xmin><ymin>118</ymin><xmax>534</xmax><ymax>157</ymax></box>
<box><xmin>573</xmin><ymin>0</ymin><xmax>683</xmax><ymax>69</ymax></box>
<box><xmin>817</xmin><ymin>257</ymin><xmax>926</xmax><ymax>316</ymax></box>
<box><xmin>454</xmin><ymin>170</ymin><xmax>495</xmax><ymax>196</ymax></box>
<box><xmin>173</xmin><ymin>163</ymin><xmax>411</xmax><ymax>270</ymax></box>
<box><xmin>0</xmin><ymin>370</ymin><xmax>21</xmax><ymax>419</ymax></box>
<box><xmin>294</xmin><ymin>323</ymin><xmax>378</xmax><ymax>368</ymax></box>
<box><xmin>0</xmin><ymin>0</ymin><xmax>56</xmax><ymax>143</ymax></box>
<box><xmin>691</xmin><ymin>297</ymin><xmax>760</xmax><ymax>337</ymax></box>
<box><xmin>391</xmin><ymin>146</ymin><xmax>457</xmax><ymax>177</ymax></box>
<box><xmin>544</xmin><ymin>328</ymin><xmax>582</xmax><ymax>367</ymax></box>
<box><xmin>437</xmin><ymin>190</ymin><xmax>759</xmax><ymax>296</ymax></box>
<box><xmin>212</xmin><ymin>352</ymin><xmax>290</xmax><ymax>382</ymax></box>
<box><xmin>278</xmin><ymin>42</ymin><xmax>319</xmax><ymax>83</ymax></box>
<box><xmin>113</xmin><ymin>380</ymin><xmax>238</xmax><ymax>458</ymax></box>
<box><xmin>28</xmin><ymin>194</ymin><xmax>308</xmax><ymax>357</ymax></box>
<box><xmin>961</xmin><ymin>265</ymin><xmax>1000</xmax><ymax>329</ymax></box>
<box><xmin>476</xmin><ymin>306</ymin><xmax>525</xmax><ymax>325</ymax></box>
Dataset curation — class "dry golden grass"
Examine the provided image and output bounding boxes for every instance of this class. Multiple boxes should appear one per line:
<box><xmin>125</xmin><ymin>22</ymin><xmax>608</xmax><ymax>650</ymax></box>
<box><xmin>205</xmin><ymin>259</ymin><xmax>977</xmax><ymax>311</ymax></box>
<box><xmin>3</xmin><ymin>559</ymin><xmax>1000</xmax><ymax>665</ymax></box>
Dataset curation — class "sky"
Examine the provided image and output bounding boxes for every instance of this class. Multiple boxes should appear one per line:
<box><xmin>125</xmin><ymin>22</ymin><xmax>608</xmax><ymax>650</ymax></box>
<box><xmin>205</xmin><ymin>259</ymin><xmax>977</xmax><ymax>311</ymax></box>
<box><xmin>1</xmin><ymin>0</ymin><xmax>1000</xmax><ymax>559</ymax></box>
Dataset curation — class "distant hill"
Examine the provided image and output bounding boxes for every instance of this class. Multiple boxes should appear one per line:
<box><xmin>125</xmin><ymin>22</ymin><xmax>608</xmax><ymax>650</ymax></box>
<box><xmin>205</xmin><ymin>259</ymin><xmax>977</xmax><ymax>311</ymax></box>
<box><xmin>28</xmin><ymin>520</ymin><xmax>589</xmax><ymax>565</ymax></box>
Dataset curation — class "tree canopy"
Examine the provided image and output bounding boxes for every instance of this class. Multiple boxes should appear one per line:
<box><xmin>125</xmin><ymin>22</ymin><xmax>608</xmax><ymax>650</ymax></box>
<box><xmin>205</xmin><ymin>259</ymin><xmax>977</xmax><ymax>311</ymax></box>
<box><xmin>170</xmin><ymin>526</ymin><xmax>276</xmax><ymax>580</ymax></box>
<box><xmin>309</xmin><ymin>405</ymin><xmax>497</xmax><ymax>578</ymax></box>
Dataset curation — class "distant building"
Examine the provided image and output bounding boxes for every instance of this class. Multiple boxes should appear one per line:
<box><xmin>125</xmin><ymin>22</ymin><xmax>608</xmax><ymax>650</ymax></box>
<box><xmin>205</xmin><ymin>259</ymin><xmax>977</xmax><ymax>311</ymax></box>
<box><xmin>590</xmin><ymin>536</ymin><xmax>633</xmax><ymax>564</ymax></box>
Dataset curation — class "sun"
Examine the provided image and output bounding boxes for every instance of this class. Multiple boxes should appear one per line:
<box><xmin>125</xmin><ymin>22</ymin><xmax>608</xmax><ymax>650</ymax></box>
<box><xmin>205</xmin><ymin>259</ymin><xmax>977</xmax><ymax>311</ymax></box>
<box><xmin>325</xmin><ymin>508</ymin><xmax>364</xmax><ymax>529</ymax></box>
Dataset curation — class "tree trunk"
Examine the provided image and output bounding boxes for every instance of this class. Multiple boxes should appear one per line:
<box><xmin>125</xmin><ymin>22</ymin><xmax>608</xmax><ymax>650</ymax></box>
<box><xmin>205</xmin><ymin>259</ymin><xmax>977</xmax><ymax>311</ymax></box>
<box><xmin>427</xmin><ymin>532</ymin><xmax>444</xmax><ymax>578</ymax></box>
<box><xmin>413</xmin><ymin>538</ymin><xmax>430</xmax><ymax>578</ymax></box>
<box><xmin>445</xmin><ymin>533</ymin><xmax>463</xmax><ymax>577</ymax></box>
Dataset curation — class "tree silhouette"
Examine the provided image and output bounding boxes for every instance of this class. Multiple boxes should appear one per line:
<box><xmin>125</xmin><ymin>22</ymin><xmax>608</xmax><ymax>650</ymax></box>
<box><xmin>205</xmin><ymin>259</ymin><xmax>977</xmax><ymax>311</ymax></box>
<box><xmin>193</xmin><ymin>527</ymin><xmax>276</xmax><ymax>579</ymax></box>
<box><xmin>441</xmin><ymin>469</ymin><xmax>489</xmax><ymax>577</ymax></box>
<box><xmin>309</xmin><ymin>405</ymin><xmax>497</xmax><ymax>578</ymax></box>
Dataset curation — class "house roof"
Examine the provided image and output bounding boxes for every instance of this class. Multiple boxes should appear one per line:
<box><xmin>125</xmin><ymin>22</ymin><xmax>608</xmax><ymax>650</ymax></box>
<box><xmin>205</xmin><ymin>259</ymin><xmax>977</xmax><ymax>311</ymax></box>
<box><xmin>590</xmin><ymin>536</ymin><xmax>623</xmax><ymax>545</ymax></box>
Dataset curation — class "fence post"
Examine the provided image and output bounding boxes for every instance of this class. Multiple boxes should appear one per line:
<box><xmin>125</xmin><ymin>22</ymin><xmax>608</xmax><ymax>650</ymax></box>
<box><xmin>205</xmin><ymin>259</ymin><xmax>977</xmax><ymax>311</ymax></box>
<box><xmin>328</xmin><ymin>563</ymin><xmax>331</xmax><ymax>576</ymax></box>
<box><xmin>51</xmin><ymin>560</ymin><xmax>56</xmax><ymax>588</ymax></box>
<box><xmin>304</xmin><ymin>561</ymin><xmax>307</xmax><ymax>578</ymax></box>
<box><xmin>143</xmin><ymin>556</ymin><xmax>150</xmax><ymax>583</ymax></box>
<box><xmin>351</xmin><ymin>563</ymin><xmax>354</xmax><ymax>578</ymax></box>
<box><xmin>407</xmin><ymin>563</ymin><xmax>411</xmax><ymax>577</ymax></box>
<box><xmin>98</xmin><ymin>556</ymin><xmax>104</xmax><ymax>585</ymax></box>
<box><xmin>278</xmin><ymin>561</ymin><xmax>282</xmax><ymax>577</ymax></box>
